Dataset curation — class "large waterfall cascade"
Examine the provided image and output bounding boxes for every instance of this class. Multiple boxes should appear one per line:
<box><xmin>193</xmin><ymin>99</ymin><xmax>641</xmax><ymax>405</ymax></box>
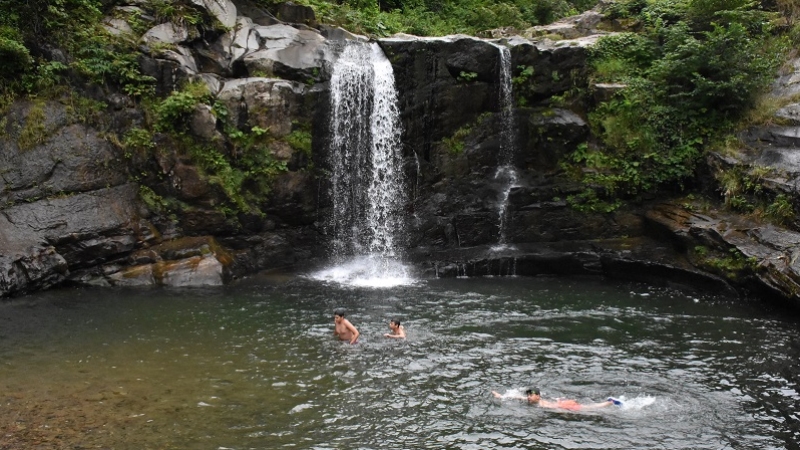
<box><xmin>493</xmin><ymin>43</ymin><xmax>519</xmax><ymax>247</ymax></box>
<box><xmin>312</xmin><ymin>41</ymin><xmax>412</xmax><ymax>287</ymax></box>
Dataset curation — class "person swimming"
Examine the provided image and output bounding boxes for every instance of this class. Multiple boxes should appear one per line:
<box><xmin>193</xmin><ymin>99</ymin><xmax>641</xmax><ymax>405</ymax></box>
<box><xmin>333</xmin><ymin>308</ymin><xmax>360</xmax><ymax>344</ymax></box>
<box><xmin>384</xmin><ymin>318</ymin><xmax>406</xmax><ymax>339</ymax></box>
<box><xmin>491</xmin><ymin>387</ymin><xmax>622</xmax><ymax>410</ymax></box>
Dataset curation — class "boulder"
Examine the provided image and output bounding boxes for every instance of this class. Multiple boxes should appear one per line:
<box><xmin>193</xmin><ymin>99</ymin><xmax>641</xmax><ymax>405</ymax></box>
<box><xmin>103</xmin><ymin>18</ymin><xmax>133</xmax><ymax>36</ymax></box>
<box><xmin>106</xmin><ymin>236</ymin><xmax>234</xmax><ymax>287</ymax></box>
<box><xmin>141</xmin><ymin>22</ymin><xmax>191</xmax><ymax>46</ymax></box>
<box><xmin>0</xmin><ymin>184</ymin><xmax>153</xmax><ymax>296</ymax></box>
<box><xmin>646</xmin><ymin>203</ymin><xmax>800</xmax><ymax>307</ymax></box>
<box><xmin>198</xmin><ymin>16</ymin><xmax>260</xmax><ymax>75</ymax></box>
<box><xmin>0</xmin><ymin>101</ymin><xmax>128</xmax><ymax>205</ymax></box>
<box><xmin>216</xmin><ymin>77</ymin><xmax>308</xmax><ymax>136</ymax></box>
<box><xmin>523</xmin><ymin>108</ymin><xmax>588</xmax><ymax>171</ymax></box>
<box><xmin>523</xmin><ymin>9</ymin><xmax>607</xmax><ymax>40</ymax></box>
<box><xmin>189</xmin><ymin>0</ymin><xmax>237</xmax><ymax>29</ymax></box>
<box><xmin>242</xmin><ymin>24</ymin><xmax>331</xmax><ymax>82</ymax></box>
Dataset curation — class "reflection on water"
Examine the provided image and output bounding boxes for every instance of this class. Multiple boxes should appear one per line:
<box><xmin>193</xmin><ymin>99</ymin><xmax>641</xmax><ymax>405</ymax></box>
<box><xmin>1</xmin><ymin>275</ymin><xmax>799</xmax><ymax>449</ymax></box>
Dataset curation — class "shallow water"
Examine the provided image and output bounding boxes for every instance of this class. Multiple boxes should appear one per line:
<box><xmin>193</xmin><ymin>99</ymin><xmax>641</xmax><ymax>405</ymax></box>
<box><xmin>1</xmin><ymin>274</ymin><xmax>799</xmax><ymax>449</ymax></box>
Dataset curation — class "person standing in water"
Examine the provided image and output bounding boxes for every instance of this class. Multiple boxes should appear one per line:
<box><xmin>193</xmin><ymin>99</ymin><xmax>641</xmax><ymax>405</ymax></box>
<box><xmin>333</xmin><ymin>308</ymin><xmax>360</xmax><ymax>344</ymax></box>
<box><xmin>384</xmin><ymin>318</ymin><xmax>406</xmax><ymax>339</ymax></box>
<box><xmin>491</xmin><ymin>387</ymin><xmax>621</xmax><ymax>410</ymax></box>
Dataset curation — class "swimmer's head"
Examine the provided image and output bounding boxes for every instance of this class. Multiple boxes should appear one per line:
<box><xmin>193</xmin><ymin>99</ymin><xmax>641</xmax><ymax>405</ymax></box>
<box><xmin>334</xmin><ymin>308</ymin><xmax>345</xmax><ymax>320</ymax></box>
<box><xmin>390</xmin><ymin>318</ymin><xmax>401</xmax><ymax>327</ymax></box>
<box><xmin>525</xmin><ymin>388</ymin><xmax>541</xmax><ymax>397</ymax></box>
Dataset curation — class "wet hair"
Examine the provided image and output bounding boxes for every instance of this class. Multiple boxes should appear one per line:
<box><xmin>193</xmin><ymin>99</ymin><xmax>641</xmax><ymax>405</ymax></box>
<box><xmin>525</xmin><ymin>388</ymin><xmax>541</xmax><ymax>396</ymax></box>
<box><xmin>390</xmin><ymin>318</ymin><xmax>401</xmax><ymax>326</ymax></box>
<box><xmin>334</xmin><ymin>308</ymin><xmax>345</xmax><ymax>317</ymax></box>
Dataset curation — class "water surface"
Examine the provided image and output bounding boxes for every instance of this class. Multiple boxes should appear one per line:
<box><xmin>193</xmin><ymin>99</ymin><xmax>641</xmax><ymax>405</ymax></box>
<box><xmin>1</xmin><ymin>275</ymin><xmax>799</xmax><ymax>449</ymax></box>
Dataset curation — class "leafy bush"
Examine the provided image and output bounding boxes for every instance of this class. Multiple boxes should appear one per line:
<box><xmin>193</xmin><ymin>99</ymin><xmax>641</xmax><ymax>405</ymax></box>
<box><xmin>155</xmin><ymin>83</ymin><xmax>211</xmax><ymax>132</ymax></box>
<box><xmin>0</xmin><ymin>27</ymin><xmax>32</xmax><ymax>81</ymax></box>
<box><xmin>269</xmin><ymin>0</ymin><xmax>597</xmax><ymax>36</ymax></box>
<box><xmin>565</xmin><ymin>1</ymin><xmax>785</xmax><ymax>206</ymax></box>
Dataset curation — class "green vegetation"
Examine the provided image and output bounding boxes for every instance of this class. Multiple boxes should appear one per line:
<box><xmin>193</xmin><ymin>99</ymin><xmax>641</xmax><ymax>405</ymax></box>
<box><xmin>255</xmin><ymin>0</ymin><xmax>596</xmax><ymax>37</ymax></box>
<box><xmin>17</xmin><ymin>100</ymin><xmax>47</xmax><ymax>150</ymax></box>
<box><xmin>1</xmin><ymin>0</ymin><xmax>798</xmax><ymax>223</ymax></box>
<box><xmin>457</xmin><ymin>71</ymin><xmax>479</xmax><ymax>82</ymax></box>
<box><xmin>563</xmin><ymin>0</ymin><xmax>788</xmax><ymax>211</ymax></box>
<box><xmin>286</xmin><ymin>128</ymin><xmax>313</xmax><ymax>155</ymax></box>
<box><xmin>134</xmin><ymin>83</ymin><xmax>290</xmax><ymax>215</ymax></box>
<box><xmin>715</xmin><ymin>164</ymin><xmax>797</xmax><ymax>226</ymax></box>
<box><xmin>442</xmin><ymin>124</ymin><xmax>472</xmax><ymax>154</ymax></box>
<box><xmin>693</xmin><ymin>245</ymin><xmax>757</xmax><ymax>279</ymax></box>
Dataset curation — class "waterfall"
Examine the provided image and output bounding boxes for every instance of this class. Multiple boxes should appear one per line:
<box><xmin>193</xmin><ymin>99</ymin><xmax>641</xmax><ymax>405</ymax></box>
<box><xmin>314</xmin><ymin>41</ymin><xmax>412</xmax><ymax>287</ymax></box>
<box><xmin>493</xmin><ymin>43</ymin><xmax>518</xmax><ymax>246</ymax></box>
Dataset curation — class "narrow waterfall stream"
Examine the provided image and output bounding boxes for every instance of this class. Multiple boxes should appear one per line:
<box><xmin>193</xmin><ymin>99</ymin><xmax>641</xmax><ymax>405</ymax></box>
<box><xmin>313</xmin><ymin>41</ymin><xmax>412</xmax><ymax>287</ymax></box>
<box><xmin>492</xmin><ymin>43</ymin><xmax>518</xmax><ymax>247</ymax></box>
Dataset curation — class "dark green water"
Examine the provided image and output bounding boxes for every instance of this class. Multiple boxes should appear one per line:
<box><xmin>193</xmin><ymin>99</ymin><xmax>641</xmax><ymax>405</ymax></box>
<box><xmin>1</xmin><ymin>274</ymin><xmax>799</xmax><ymax>449</ymax></box>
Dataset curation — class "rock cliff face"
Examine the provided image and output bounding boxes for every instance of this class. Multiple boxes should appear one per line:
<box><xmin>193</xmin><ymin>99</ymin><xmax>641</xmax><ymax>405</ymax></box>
<box><xmin>2</xmin><ymin>1</ymin><xmax>800</xmax><ymax>309</ymax></box>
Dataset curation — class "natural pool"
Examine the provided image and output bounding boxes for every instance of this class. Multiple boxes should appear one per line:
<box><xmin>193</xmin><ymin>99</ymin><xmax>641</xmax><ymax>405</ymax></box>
<box><xmin>1</xmin><ymin>273</ymin><xmax>799</xmax><ymax>449</ymax></box>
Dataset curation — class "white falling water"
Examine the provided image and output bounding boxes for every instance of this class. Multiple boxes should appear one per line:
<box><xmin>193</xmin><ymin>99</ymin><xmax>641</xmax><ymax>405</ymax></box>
<box><xmin>493</xmin><ymin>43</ymin><xmax>518</xmax><ymax>248</ymax></box>
<box><xmin>312</xmin><ymin>41</ymin><xmax>412</xmax><ymax>287</ymax></box>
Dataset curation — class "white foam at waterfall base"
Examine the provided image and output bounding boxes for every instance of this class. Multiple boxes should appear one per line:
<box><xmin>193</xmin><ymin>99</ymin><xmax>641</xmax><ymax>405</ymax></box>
<box><xmin>309</xmin><ymin>255</ymin><xmax>415</xmax><ymax>288</ymax></box>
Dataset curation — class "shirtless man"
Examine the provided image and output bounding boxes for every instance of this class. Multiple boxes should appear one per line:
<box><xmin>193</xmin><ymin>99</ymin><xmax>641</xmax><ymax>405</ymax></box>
<box><xmin>384</xmin><ymin>318</ymin><xmax>406</xmax><ymax>339</ymax></box>
<box><xmin>333</xmin><ymin>308</ymin><xmax>360</xmax><ymax>344</ymax></box>
<box><xmin>491</xmin><ymin>387</ymin><xmax>621</xmax><ymax>410</ymax></box>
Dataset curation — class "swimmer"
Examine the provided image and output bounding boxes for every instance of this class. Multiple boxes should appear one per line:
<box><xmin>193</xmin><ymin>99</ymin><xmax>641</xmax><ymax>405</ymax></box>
<box><xmin>491</xmin><ymin>387</ymin><xmax>621</xmax><ymax>410</ymax></box>
<box><xmin>384</xmin><ymin>318</ymin><xmax>406</xmax><ymax>339</ymax></box>
<box><xmin>333</xmin><ymin>308</ymin><xmax>360</xmax><ymax>344</ymax></box>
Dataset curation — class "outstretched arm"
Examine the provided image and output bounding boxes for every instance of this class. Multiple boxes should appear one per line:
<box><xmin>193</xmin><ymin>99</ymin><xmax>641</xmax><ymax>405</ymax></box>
<box><xmin>492</xmin><ymin>391</ymin><xmax>526</xmax><ymax>400</ymax></box>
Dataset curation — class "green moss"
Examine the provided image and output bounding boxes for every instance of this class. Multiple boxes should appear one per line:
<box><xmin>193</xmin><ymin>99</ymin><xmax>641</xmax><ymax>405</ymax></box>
<box><xmin>139</xmin><ymin>185</ymin><xmax>170</xmax><ymax>214</ymax></box>
<box><xmin>457</xmin><ymin>71</ymin><xmax>478</xmax><ymax>82</ymax></box>
<box><xmin>65</xmin><ymin>94</ymin><xmax>107</xmax><ymax>125</ymax></box>
<box><xmin>155</xmin><ymin>82</ymin><xmax>211</xmax><ymax>132</ymax></box>
<box><xmin>123</xmin><ymin>127</ymin><xmax>155</xmax><ymax>159</ymax></box>
<box><xmin>286</xmin><ymin>129</ymin><xmax>312</xmax><ymax>155</ymax></box>
<box><xmin>765</xmin><ymin>193</ymin><xmax>796</xmax><ymax>225</ymax></box>
<box><xmin>17</xmin><ymin>100</ymin><xmax>47</xmax><ymax>150</ymax></box>
<box><xmin>693</xmin><ymin>246</ymin><xmax>757</xmax><ymax>280</ymax></box>
<box><xmin>441</xmin><ymin>125</ymin><xmax>471</xmax><ymax>154</ymax></box>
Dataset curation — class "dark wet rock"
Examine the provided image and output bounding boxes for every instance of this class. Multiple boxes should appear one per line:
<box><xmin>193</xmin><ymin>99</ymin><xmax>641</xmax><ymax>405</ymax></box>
<box><xmin>0</xmin><ymin>246</ymin><xmax>69</xmax><ymax>297</ymax></box>
<box><xmin>138</xmin><ymin>54</ymin><xmax>195</xmax><ymax>96</ymax></box>
<box><xmin>0</xmin><ymin>184</ymin><xmax>150</xmax><ymax>296</ymax></box>
<box><xmin>646</xmin><ymin>203</ymin><xmax>800</xmax><ymax>308</ymax></box>
<box><xmin>412</xmin><ymin>238</ymin><xmax>737</xmax><ymax>296</ymax></box>
<box><xmin>0</xmin><ymin>102</ymin><xmax>128</xmax><ymax>205</ymax></box>
<box><xmin>523</xmin><ymin>108</ymin><xmax>588</xmax><ymax>172</ymax></box>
